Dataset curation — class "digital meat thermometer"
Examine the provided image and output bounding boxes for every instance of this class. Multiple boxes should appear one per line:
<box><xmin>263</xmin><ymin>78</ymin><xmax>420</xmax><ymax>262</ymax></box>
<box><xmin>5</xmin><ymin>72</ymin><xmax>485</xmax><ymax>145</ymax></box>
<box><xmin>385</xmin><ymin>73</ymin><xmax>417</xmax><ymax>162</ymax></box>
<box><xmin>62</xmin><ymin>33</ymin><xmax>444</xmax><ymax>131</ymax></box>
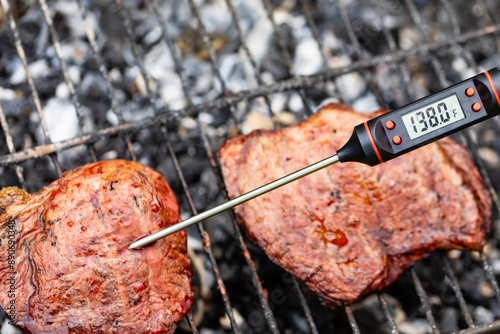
<box><xmin>129</xmin><ymin>67</ymin><xmax>500</xmax><ymax>249</ymax></box>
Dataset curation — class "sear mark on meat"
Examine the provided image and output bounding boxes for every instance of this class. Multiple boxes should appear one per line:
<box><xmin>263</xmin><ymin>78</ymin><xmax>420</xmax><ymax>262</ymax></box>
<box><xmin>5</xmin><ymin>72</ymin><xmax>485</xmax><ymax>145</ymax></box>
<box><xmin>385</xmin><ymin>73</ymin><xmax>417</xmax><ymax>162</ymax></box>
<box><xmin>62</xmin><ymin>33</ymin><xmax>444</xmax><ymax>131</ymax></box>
<box><xmin>217</xmin><ymin>103</ymin><xmax>491</xmax><ymax>306</ymax></box>
<box><xmin>0</xmin><ymin>160</ymin><xmax>192</xmax><ymax>333</ymax></box>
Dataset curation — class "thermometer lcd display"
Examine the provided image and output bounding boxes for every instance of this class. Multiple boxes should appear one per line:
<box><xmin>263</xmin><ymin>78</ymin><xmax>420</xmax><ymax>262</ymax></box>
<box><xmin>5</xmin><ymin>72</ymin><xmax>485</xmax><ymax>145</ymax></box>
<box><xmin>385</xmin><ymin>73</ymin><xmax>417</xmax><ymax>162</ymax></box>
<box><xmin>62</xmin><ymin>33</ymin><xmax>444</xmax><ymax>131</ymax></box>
<box><xmin>401</xmin><ymin>94</ymin><xmax>466</xmax><ymax>140</ymax></box>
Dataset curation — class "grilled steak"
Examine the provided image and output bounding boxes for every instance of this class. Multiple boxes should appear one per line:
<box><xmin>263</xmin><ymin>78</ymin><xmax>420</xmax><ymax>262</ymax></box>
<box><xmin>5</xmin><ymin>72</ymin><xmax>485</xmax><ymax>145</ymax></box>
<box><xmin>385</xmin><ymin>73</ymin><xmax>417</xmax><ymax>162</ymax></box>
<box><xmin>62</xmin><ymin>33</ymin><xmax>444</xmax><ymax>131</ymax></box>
<box><xmin>0</xmin><ymin>160</ymin><xmax>192</xmax><ymax>333</ymax></box>
<box><xmin>218</xmin><ymin>103</ymin><xmax>491</xmax><ymax>305</ymax></box>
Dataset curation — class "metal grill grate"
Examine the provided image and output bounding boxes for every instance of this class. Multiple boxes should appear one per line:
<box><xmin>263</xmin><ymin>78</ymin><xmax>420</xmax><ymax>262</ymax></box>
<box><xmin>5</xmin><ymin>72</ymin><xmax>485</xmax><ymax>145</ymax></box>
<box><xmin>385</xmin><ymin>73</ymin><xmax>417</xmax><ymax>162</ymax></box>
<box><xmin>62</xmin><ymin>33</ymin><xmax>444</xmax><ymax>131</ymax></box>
<box><xmin>1</xmin><ymin>0</ymin><xmax>500</xmax><ymax>333</ymax></box>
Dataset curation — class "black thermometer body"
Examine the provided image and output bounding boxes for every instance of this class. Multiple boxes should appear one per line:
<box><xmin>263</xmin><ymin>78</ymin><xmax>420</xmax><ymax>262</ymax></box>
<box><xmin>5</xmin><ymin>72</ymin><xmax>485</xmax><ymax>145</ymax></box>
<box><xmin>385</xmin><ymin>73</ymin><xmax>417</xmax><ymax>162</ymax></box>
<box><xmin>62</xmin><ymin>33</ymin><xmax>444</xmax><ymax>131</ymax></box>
<box><xmin>337</xmin><ymin>68</ymin><xmax>500</xmax><ymax>166</ymax></box>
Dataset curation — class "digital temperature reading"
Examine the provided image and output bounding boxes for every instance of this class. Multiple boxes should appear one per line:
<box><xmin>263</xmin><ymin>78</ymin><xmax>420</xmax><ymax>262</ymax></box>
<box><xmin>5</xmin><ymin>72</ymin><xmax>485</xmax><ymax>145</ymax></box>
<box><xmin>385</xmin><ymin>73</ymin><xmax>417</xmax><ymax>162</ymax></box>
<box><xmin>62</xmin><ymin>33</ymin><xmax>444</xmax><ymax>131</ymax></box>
<box><xmin>401</xmin><ymin>95</ymin><xmax>466</xmax><ymax>140</ymax></box>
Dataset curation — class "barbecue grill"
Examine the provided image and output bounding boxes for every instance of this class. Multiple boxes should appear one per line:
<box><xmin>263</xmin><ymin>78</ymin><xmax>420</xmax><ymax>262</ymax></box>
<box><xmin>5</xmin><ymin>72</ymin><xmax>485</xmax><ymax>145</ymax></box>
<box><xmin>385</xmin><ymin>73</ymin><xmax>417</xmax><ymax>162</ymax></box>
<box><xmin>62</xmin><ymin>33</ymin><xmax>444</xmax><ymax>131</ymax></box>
<box><xmin>1</xmin><ymin>0</ymin><xmax>500</xmax><ymax>333</ymax></box>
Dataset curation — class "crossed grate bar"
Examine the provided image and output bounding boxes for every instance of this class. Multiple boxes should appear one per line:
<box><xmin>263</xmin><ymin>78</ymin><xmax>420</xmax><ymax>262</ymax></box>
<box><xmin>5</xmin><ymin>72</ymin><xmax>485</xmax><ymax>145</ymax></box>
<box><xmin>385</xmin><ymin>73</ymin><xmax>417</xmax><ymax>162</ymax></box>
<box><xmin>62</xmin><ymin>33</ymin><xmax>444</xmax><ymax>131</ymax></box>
<box><xmin>1</xmin><ymin>0</ymin><xmax>500</xmax><ymax>333</ymax></box>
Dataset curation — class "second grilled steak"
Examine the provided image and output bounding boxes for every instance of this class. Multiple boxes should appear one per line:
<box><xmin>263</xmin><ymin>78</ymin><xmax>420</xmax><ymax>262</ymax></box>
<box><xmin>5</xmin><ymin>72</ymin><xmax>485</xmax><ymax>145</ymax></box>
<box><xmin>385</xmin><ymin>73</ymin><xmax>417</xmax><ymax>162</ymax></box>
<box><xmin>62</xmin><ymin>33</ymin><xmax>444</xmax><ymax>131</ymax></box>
<box><xmin>218</xmin><ymin>103</ymin><xmax>491</xmax><ymax>305</ymax></box>
<box><xmin>0</xmin><ymin>160</ymin><xmax>192</xmax><ymax>333</ymax></box>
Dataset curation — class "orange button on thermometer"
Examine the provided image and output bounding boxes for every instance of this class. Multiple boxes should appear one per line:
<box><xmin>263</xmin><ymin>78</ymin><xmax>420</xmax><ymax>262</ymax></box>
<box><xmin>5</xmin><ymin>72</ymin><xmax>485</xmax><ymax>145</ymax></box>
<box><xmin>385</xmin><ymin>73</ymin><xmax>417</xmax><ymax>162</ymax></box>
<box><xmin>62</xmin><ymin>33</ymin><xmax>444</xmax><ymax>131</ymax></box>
<box><xmin>465</xmin><ymin>87</ymin><xmax>475</xmax><ymax>97</ymax></box>
<box><xmin>385</xmin><ymin>120</ymin><xmax>395</xmax><ymax>130</ymax></box>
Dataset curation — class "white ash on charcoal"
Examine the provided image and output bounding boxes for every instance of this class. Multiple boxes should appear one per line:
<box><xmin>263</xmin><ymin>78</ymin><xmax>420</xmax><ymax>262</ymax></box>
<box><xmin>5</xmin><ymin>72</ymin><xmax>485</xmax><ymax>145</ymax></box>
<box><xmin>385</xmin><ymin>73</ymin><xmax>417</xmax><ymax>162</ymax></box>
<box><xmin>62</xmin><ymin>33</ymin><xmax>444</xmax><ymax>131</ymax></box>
<box><xmin>8</xmin><ymin>59</ymin><xmax>28</xmax><ymax>86</ymax></box>
<box><xmin>0</xmin><ymin>318</ymin><xmax>23</xmax><ymax>334</ymax></box>
<box><xmin>79</xmin><ymin>72</ymin><xmax>117</xmax><ymax>121</ymax></box>
<box><xmin>36</xmin><ymin>97</ymin><xmax>93</xmax><ymax>141</ymax></box>
<box><xmin>0</xmin><ymin>6</ymin><xmax>48</xmax><ymax>60</ymax></box>
<box><xmin>27</xmin><ymin>58</ymin><xmax>53</xmax><ymax>79</ymax></box>
<box><xmin>398</xmin><ymin>319</ymin><xmax>432</xmax><ymax>334</ymax></box>
<box><xmin>244</xmin><ymin>19</ymin><xmax>273</xmax><ymax>64</ymax></box>
<box><xmin>328</xmin><ymin>55</ymin><xmax>367</xmax><ymax>102</ymax></box>
<box><xmin>492</xmin><ymin>255</ymin><xmax>500</xmax><ymax>276</ymax></box>
<box><xmin>219</xmin><ymin>308</ymin><xmax>245</xmax><ymax>330</ymax></box>
<box><xmin>144</xmin><ymin>45</ymin><xmax>187</xmax><ymax>109</ymax></box>
<box><xmin>287</xmin><ymin>92</ymin><xmax>303</xmax><ymax>113</ymax></box>
<box><xmin>439</xmin><ymin>307</ymin><xmax>460</xmax><ymax>333</ymax></box>
<box><xmin>197</xmin><ymin>1</ymin><xmax>233</xmax><ymax>35</ymax></box>
<box><xmin>474</xmin><ymin>305</ymin><xmax>495</xmax><ymax>325</ymax></box>
<box><xmin>219</xmin><ymin>54</ymin><xmax>254</xmax><ymax>92</ymax></box>
<box><xmin>352</xmin><ymin>92</ymin><xmax>380</xmax><ymax>113</ymax></box>
<box><xmin>479</xmin><ymin>147</ymin><xmax>500</xmax><ymax>168</ymax></box>
<box><xmin>349</xmin><ymin>294</ymin><xmax>408</xmax><ymax>333</ymax></box>
<box><xmin>293</xmin><ymin>36</ymin><xmax>323</xmax><ymax>76</ymax></box>
<box><xmin>289</xmin><ymin>14</ymin><xmax>324</xmax><ymax>76</ymax></box>
<box><xmin>58</xmin><ymin>40</ymin><xmax>90</xmax><ymax>66</ymax></box>
<box><xmin>242</xmin><ymin>111</ymin><xmax>274</xmax><ymax>133</ymax></box>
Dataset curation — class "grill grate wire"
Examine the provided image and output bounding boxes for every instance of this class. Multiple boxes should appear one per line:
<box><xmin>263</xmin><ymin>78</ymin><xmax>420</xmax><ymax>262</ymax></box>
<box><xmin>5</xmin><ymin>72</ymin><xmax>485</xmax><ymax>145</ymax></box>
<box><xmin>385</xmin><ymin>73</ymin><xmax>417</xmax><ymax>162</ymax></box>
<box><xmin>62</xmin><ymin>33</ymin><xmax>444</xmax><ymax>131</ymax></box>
<box><xmin>335</xmin><ymin>0</ymin><xmax>385</xmax><ymax>107</ymax></box>
<box><xmin>1</xmin><ymin>0</ymin><xmax>500</xmax><ymax>333</ymax></box>
<box><xmin>0</xmin><ymin>21</ymin><xmax>499</xmax><ymax>166</ymax></box>
<box><xmin>403</xmin><ymin>1</ymin><xmax>500</xmax><ymax>330</ymax></box>
<box><xmin>399</xmin><ymin>1</ymin><xmax>477</xmax><ymax>330</ymax></box>
<box><xmin>75</xmin><ymin>0</ymin><xmax>138</xmax><ymax>162</ymax></box>
<box><xmin>96</xmin><ymin>0</ymin><xmax>240</xmax><ymax>331</ymax></box>
<box><xmin>261</xmin><ymin>0</ymin><xmax>314</xmax><ymax>117</ymax></box>
<box><xmin>38</xmin><ymin>0</ymin><xmax>99</xmax><ymax>163</ymax></box>
<box><xmin>366</xmin><ymin>3</ymin><xmax>441</xmax><ymax>330</ymax></box>
<box><xmin>222</xmin><ymin>0</ymin><xmax>280</xmax><ymax>128</ymax></box>
<box><xmin>176</xmin><ymin>0</ymin><xmax>280</xmax><ymax>331</ymax></box>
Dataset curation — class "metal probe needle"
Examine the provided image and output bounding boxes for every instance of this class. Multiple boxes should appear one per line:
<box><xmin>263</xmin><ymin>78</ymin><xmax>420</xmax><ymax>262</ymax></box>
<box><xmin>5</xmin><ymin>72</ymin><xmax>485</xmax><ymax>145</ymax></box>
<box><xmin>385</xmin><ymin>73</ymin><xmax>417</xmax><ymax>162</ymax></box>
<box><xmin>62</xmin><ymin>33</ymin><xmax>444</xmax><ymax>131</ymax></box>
<box><xmin>129</xmin><ymin>154</ymin><xmax>340</xmax><ymax>249</ymax></box>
